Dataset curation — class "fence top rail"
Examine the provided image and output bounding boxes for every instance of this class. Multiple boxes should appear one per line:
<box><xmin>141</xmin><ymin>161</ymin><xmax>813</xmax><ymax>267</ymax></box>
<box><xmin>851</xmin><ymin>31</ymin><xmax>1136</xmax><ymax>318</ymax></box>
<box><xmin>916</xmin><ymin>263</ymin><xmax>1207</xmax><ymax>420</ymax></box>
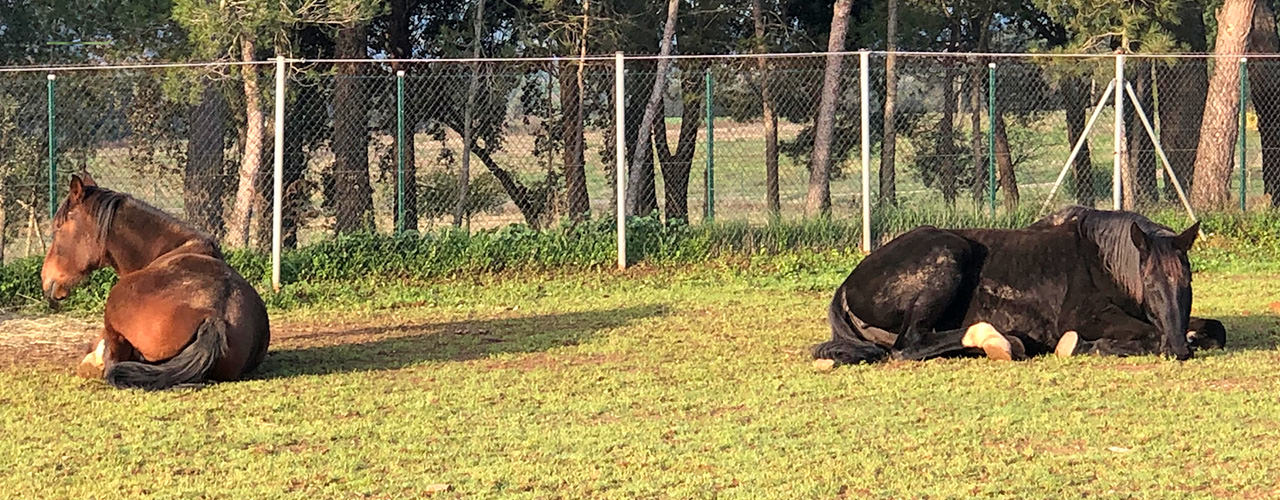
<box><xmin>0</xmin><ymin>59</ymin><xmax>275</xmax><ymax>74</ymax></box>
<box><xmin>0</xmin><ymin>50</ymin><xmax>1274</xmax><ymax>73</ymax></box>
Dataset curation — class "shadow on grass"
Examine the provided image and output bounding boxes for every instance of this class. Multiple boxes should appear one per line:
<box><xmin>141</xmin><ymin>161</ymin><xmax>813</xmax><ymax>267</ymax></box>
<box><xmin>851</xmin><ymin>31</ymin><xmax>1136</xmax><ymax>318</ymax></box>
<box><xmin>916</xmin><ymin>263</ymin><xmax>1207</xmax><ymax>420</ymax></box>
<box><xmin>253</xmin><ymin>304</ymin><xmax>666</xmax><ymax>378</ymax></box>
<box><xmin>1208</xmin><ymin>314</ymin><xmax>1280</xmax><ymax>354</ymax></box>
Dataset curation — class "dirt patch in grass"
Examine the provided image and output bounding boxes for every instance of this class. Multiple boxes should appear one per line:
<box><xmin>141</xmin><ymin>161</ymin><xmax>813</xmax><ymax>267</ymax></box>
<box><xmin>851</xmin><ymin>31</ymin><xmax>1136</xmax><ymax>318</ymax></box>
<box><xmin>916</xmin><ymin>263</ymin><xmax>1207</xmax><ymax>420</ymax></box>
<box><xmin>0</xmin><ymin>312</ymin><xmax>98</xmax><ymax>369</ymax></box>
<box><xmin>0</xmin><ymin>312</ymin><xmax>469</xmax><ymax>372</ymax></box>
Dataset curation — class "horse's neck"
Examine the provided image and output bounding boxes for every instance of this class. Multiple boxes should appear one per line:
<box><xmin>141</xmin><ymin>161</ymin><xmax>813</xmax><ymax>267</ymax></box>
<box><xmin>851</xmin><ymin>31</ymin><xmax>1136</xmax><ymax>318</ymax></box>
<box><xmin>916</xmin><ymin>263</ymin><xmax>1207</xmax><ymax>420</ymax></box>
<box><xmin>103</xmin><ymin>203</ymin><xmax>214</xmax><ymax>275</ymax></box>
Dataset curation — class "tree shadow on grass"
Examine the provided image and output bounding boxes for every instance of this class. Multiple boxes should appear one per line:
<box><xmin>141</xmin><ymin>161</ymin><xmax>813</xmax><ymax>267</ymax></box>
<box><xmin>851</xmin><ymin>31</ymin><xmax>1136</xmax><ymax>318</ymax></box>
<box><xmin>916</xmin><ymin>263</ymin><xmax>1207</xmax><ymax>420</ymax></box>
<box><xmin>253</xmin><ymin>304</ymin><xmax>667</xmax><ymax>379</ymax></box>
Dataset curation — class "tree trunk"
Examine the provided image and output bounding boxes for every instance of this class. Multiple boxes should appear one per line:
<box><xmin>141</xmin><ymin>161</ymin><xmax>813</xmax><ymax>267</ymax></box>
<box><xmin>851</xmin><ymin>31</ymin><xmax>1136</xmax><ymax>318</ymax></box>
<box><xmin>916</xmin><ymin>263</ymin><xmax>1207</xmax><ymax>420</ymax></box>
<box><xmin>225</xmin><ymin>38</ymin><xmax>264</xmax><ymax>247</ymax></box>
<box><xmin>753</xmin><ymin>0</ymin><xmax>780</xmax><ymax>215</ymax></box>
<box><xmin>655</xmin><ymin>71</ymin><xmax>703</xmax><ymax>222</ymax></box>
<box><xmin>1193</xmin><ymin>0</ymin><xmax>1255</xmax><ymax>209</ymax></box>
<box><xmin>562</xmin><ymin>0</ymin><xmax>590</xmax><ymax>222</ymax></box>
<box><xmin>185</xmin><ymin>78</ymin><xmax>227</xmax><ymax>239</ymax></box>
<box><xmin>969</xmin><ymin>66</ymin><xmax>986</xmax><ymax>206</ymax></box>
<box><xmin>626</xmin><ymin>0</ymin><xmax>680</xmax><ymax>217</ymax></box>
<box><xmin>878</xmin><ymin>0</ymin><xmax>899</xmax><ymax>208</ymax></box>
<box><xmin>1125</xmin><ymin>61</ymin><xmax>1157</xmax><ymax>208</ymax></box>
<box><xmin>390</xmin><ymin>0</ymin><xmax>419</xmax><ymax>231</ymax></box>
<box><xmin>1156</xmin><ymin>60</ymin><xmax>1207</xmax><ymax>201</ymax></box>
<box><xmin>561</xmin><ymin>65</ymin><xmax>589</xmax><ymax>222</ymax></box>
<box><xmin>934</xmin><ymin>67</ymin><xmax>960</xmax><ymax>205</ymax></box>
<box><xmin>1062</xmin><ymin>75</ymin><xmax>1096</xmax><ymax>206</ymax></box>
<box><xmin>1155</xmin><ymin>1</ymin><xmax>1209</xmax><ymax>203</ymax></box>
<box><xmin>994</xmin><ymin>111</ymin><xmax>1018</xmax><ymax>211</ymax></box>
<box><xmin>282</xmin><ymin>86</ymin><xmax>308</xmax><ymax>249</ymax></box>
<box><xmin>806</xmin><ymin>0</ymin><xmax>853</xmax><ymax>216</ymax></box>
<box><xmin>0</xmin><ymin>183</ymin><xmax>6</xmax><ymax>264</ymax></box>
<box><xmin>623</xmin><ymin>73</ymin><xmax>658</xmax><ymax>216</ymax></box>
<box><xmin>1249</xmin><ymin>0</ymin><xmax>1280</xmax><ymax>206</ymax></box>
<box><xmin>473</xmin><ymin>146</ymin><xmax>550</xmax><ymax>227</ymax></box>
<box><xmin>252</xmin><ymin>126</ymin><xmax>274</xmax><ymax>251</ymax></box>
<box><xmin>332</xmin><ymin>23</ymin><xmax>374</xmax><ymax>233</ymax></box>
<box><xmin>456</xmin><ymin>0</ymin><xmax>484</xmax><ymax>226</ymax></box>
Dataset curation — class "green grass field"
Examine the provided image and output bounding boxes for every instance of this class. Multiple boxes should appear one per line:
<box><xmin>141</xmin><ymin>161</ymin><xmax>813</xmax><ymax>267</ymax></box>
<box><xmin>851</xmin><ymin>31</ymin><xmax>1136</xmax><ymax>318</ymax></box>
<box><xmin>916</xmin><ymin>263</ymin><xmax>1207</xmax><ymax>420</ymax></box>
<box><xmin>1</xmin><ymin>254</ymin><xmax>1278</xmax><ymax>498</ymax></box>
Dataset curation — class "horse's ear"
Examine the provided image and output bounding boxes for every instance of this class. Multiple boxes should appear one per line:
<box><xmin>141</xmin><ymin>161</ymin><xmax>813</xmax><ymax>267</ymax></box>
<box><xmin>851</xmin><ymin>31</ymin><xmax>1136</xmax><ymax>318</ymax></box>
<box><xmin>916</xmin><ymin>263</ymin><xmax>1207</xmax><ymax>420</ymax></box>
<box><xmin>79</xmin><ymin>171</ymin><xmax>97</xmax><ymax>187</ymax></box>
<box><xmin>68</xmin><ymin>175</ymin><xmax>86</xmax><ymax>203</ymax></box>
<box><xmin>1129</xmin><ymin>221</ymin><xmax>1149</xmax><ymax>254</ymax></box>
<box><xmin>1174</xmin><ymin>221</ymin><xmax>1200</xmax><ymax>252</ymax></box>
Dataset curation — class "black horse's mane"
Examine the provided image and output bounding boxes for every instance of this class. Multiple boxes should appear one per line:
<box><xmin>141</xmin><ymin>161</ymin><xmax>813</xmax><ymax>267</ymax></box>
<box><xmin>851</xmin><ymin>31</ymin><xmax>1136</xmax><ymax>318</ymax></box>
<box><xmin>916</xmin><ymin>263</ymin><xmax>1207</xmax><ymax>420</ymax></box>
<box><xmin>1032</xmin><ymin>205</ymin><xmax>1182</xmax><ymax>301</ymax></box>
<box><xmin>55</xmin><ymin>185</ymin><xmax>217</xmax><ymax>251</ymax></box>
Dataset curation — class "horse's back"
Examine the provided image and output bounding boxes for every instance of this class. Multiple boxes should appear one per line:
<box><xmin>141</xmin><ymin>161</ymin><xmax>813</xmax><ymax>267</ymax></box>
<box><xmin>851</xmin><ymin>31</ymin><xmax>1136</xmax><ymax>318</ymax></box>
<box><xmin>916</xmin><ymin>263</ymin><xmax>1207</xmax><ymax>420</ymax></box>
<box><xmin>105</xmin><ymin>251</ymin><xmax>269</xmax><ymax>380</ymax></box>
<box><xmin>837</xmin><ymin>226</ymin><xmax>978</xmax><ymax>333</ymax></box>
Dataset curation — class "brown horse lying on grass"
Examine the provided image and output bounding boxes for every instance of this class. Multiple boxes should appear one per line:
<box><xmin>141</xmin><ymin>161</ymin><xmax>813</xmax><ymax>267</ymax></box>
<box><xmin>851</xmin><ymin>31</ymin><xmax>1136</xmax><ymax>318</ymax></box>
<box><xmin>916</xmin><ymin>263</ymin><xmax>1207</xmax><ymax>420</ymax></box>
<box><xmin>41</xmin><ymin>174</ymin><xmax>270</xmax><ymax>390</ymax></box>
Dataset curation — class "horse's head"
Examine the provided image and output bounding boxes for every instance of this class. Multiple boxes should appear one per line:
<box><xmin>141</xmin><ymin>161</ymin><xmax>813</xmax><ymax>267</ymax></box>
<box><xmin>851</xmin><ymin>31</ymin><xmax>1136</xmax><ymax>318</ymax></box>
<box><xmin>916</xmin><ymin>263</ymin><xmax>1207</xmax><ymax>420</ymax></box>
<box><xmin>41</xmin><ymin>174</ymin><xmax>105</xmax><ymax>305</ymax></box>
<box><xmin>1129</xmin><ymin>220</ymin><xmax>1199</xmax><ymax>361</ymax></box>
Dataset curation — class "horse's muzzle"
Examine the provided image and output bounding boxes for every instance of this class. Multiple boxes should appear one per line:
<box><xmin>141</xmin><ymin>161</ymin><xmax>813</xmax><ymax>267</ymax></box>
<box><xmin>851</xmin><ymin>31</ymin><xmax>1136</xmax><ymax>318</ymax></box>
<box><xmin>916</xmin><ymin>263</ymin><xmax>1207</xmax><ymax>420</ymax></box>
<box><xmin>1162</xmin><ymin>344</ymin><xmax>1193</xmax><ymax>361</ymax></box>
<box><xmin>43</xmin><ymin>280</ymin><xmax>67</xmax><ymax>309</ymax></box>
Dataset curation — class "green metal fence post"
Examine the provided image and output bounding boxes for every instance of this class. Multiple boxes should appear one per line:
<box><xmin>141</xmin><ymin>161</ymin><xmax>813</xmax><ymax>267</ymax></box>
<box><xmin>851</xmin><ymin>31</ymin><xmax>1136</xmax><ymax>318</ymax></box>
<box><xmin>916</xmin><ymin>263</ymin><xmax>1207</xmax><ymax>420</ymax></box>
<box><xmin>396</xmin><ymin>70</ymin><xmax>406</xmax><ymax>233</ymax></box>
<box><xmin>1239</xmin><ymin>57</ymin><xmax>1249</xmax><ymax>211</ymax></box>
<box><xmin>987</xmin><ymin>62</ymin><xmax>996</xmax><ymax>217</ymax></box>
<box><xmin>47</xmin><ymin>73</ymin><xmax>56</xmax><ymax>220</ymax></box>
<box><xmin>704</xmin><ymin>68</ymin><xmax>715</xmax><ymax>221</ymax></box>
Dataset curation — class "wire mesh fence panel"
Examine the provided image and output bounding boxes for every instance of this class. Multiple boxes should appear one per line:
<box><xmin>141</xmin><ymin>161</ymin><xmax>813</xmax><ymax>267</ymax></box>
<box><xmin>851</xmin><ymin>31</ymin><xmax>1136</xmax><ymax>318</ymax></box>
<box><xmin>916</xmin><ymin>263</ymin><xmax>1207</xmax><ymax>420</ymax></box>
<box><xmin>868</xmin><ymin>53</ymin><xmax>1126</xmax><ymax>228</ymax></box>
<box><xmin>280</xmin><ymin>58</ymin><xmax>621</xmax><ymax>248</ymax></box>
<box><xmin>1244</xmin><ymin>57</ymin><xmax>1280</xmax><ymax>210</ymax></box>
<box><xmin>699</xmin><ymin>55</ymin><xmax>845</xmax><ymax>223</ymax></box>
<box><xmin>996</xmin><ymin>55</ymin><xmax>1119</xmax><ymax>215</ymax></box>
<box><xmin>870</xmin><ymin>53</ymin><xmax>995</xmax><ymax>221</ymax></box>
<box><xmin>289</xmin><ymin>64</ymin><xmax>393</xmax><ymax>246</ymax></box>
<box><xmin>4</xmin><ymin>51</ymin><xmax>1278</xmax><ymax>267</ymax></box>
<box><xmin>0</xmin><ymin>75</ymin><xmax>50</xmax><ymax>262</ymax></box>
<box><xmin>620</xmin><ymin>55</ymin><xmax>868</xmax><ymax>227</ymax></box>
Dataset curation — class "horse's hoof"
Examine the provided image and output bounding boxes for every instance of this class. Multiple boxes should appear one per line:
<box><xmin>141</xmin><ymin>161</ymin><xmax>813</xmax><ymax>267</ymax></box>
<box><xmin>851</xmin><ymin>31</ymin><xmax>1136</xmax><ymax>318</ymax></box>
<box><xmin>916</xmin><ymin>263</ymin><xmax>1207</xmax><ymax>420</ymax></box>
<box><xmin>76</xmin><ymin>360</ymin><xmax>104</xmax><ymax>379</ymax></box>
<box><xmin>76</xmin><ymin>340</ymin><xmax>106</xmax><ymax>379</ymax></box>
<box><xmin>1008</xmin><ymin>336</ymin><xmax>1027</xmax><ymax>361</ymax></box>
<box><xmin>964</xmin><ymin>322</ymin><xmax>1017</xmax><ymax>361</ymax></box>
<box><xmin>812</xmin><ymin>358</ymin><xmax>836</xmax><ymax>371</ymax></box>
<box><xmin>1056</xmin><ymin>331</ymin><xmax>1079</xmax><ymax>358</ymax></box>
<box><xmin>981</xmin><ymin>337</ymin><xmax>1014</xmax><ymax>361</ymax></box>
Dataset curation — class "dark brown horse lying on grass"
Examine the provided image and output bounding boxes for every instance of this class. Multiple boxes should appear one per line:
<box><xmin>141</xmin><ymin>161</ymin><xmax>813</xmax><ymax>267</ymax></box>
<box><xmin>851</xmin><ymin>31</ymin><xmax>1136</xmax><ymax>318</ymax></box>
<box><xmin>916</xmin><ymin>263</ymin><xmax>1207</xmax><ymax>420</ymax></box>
<box><xmin>41</xmin><ymin>174</ymin><xmax>270</xmax><ymax>390</ymax></box>
<box><xmin>814</xmin><ymin>207</ymin><xmax>1217</xmax><ymax>366</ymax></box>
<box><xmin>1027</xmin><ymin>206</ymin><xmax>1225</xmax><ymax>352</ymax></box>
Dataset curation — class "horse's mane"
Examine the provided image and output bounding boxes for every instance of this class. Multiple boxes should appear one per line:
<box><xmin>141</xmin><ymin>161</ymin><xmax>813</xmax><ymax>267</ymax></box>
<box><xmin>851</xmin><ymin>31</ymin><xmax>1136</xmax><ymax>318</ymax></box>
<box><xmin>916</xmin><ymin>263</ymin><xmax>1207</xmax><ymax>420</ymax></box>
<box><xmin>54</xmin><ymin>187</ymin><xmax>128</xmax><ymax>244</ymax></box>
<box><xmin>55</xmin><ymin>185</ymin><xmax>221</xmax><ymax>256</ymax></box>
<box><xmin>1033</xmin><ymin>206</ymin><xmax>1181</xmax><ymax>301</ymax></box>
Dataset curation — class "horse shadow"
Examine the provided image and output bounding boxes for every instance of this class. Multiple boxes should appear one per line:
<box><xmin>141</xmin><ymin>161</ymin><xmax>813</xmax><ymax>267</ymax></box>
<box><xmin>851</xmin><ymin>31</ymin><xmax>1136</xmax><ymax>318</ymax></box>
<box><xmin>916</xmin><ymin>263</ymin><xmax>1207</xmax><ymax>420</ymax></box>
<box><xmin>253</xmin><ymin>304</ymin><xmax>666</xmax><ymax>379</ymax></box>
<box><xmin>1200</xmin><ymin>313</ymin><xmax>1280</xmax><ymax>355</ymax></box>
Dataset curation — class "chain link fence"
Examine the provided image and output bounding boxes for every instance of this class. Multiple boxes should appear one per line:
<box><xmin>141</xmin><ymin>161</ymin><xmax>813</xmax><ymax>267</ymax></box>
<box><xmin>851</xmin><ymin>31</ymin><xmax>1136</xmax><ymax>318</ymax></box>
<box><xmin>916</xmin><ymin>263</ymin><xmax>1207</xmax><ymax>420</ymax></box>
<box><xmin>0</xmin><ymin>52</ymin><xmax>1270</xmax><ymax>265</ymax></box>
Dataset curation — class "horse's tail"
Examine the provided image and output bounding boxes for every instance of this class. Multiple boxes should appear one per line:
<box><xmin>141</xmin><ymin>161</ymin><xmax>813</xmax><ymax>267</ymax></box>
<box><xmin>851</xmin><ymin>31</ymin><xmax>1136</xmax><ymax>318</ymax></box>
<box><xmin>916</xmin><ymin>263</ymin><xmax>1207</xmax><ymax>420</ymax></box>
<box><xmin>105</xmin><ymin>317</ymin><xmax>228</xmax><ymax>391</ymax></box>
<box><xmin>812</xmin><ymin>288</ymin><xmax>890</xmax><ymax>365</ymax></box>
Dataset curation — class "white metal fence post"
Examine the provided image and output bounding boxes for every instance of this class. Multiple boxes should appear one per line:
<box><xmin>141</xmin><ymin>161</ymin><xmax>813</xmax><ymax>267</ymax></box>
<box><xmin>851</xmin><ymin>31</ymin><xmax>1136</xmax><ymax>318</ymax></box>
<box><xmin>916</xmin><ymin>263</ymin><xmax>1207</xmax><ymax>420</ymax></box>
<box><xmin>859</xmin><ymin>50</ymin><xmax>871</xmax><ymax>252</ymax></box>
<box><xmin>615</xmin><ymin>51</ymin><xmax>627</xmax><ymax>270</ymax></box>
<box><xmin>271</xmin><ymin>56</ymin><xmax>285</xmax><ymax>291</ymax></box>
<box><xmin>1113</xmin><ymin>51</ymin><xmax>1125</xmax><ymax>210</ymax></box>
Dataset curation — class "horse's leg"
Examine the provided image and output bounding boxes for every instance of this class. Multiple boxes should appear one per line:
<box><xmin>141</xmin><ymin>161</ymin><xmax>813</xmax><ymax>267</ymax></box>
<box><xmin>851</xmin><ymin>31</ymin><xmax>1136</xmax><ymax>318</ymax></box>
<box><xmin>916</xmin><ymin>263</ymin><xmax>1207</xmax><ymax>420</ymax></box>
<box><xmin>95</xmin><ymin>327</ymin><xmax>138</xmax><ymax>378</ymax></box>
<box><xmin>75</xmin><ymin>331</ymin><xmax>107</xmax><ymax>379</ymax></box>
<box><xmin>818</xmin><ymin>227</ymin><xmax>975</xmax><ymax>365</ymax></box>
<box><xmin>1187</xmin><ymin>317</ymin><xmax>1226</xmax><ymax>350</ymax></box>
<box><xmin>1055</xmin><ymin>311</ymin><xmax>1161</xmax><ymax>358</ymax></box>
<box><xmin>884</xmin><ymin>233</ymin><xmax>984</xmax><ymax>359</ymax></box>
<box><xmin>895</xmin><ymin>322</ymin><xmax>1027</xmax><ymax>361</ymax></box>
<box><xmin>1055</xmin><ymin>331</ymin><xmax>1155</xmax><ymax>357</ymax></box>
